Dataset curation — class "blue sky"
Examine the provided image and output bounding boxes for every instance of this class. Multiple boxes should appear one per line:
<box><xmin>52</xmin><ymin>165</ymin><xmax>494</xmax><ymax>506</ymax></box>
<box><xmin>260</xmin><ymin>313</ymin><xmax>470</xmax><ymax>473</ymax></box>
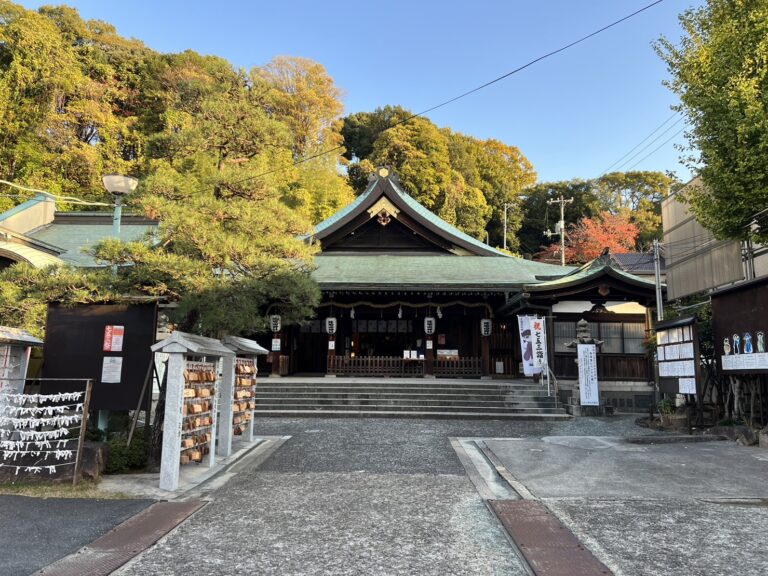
<box><xmin>19</xmin><ymin>0</ymin><xmax>702</xmax><ymax>183</ymax></box>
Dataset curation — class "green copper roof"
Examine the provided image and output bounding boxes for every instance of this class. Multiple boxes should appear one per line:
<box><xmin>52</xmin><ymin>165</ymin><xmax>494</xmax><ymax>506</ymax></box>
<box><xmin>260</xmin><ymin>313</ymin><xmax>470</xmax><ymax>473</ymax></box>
<box><xmin>0</xmin><ymin>240</ymin><xmax>64</xmax><ymax>268</ymax></box>
<box><xmin>27</xmin><ymin>214</ymin><xmax>156</xmax><ymax>267</ymax></box>
<box><xmin>313</xmin><ymin>254</ymin><xmax>571</xmax><ymax>291</ymax></box>
<box><xmin>312</xmin><ymin>179</ymin><xmax>376</xmax><ymax>237</ymax></box>
<box><xmin>524</xmin><ymin>256</ymin><xmax>660</xmax><ymax>292</ymax></box>
<box><xmin>311</xmin><ymin>175</ymin><xmax>506</xmax><ymax>256</ymax></box>
<box><xmin>388</xmin><ymin>179</ymin><xmax>507</xmax><ymax>256</ymax></box>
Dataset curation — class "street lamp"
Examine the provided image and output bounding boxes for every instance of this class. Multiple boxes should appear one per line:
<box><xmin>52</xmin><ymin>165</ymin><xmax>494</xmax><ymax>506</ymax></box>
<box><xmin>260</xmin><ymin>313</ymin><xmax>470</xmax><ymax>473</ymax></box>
<box><xmin>102</xmin><ymin>174</ymin><xmax>139</xmax><ymax>240</ymax></box>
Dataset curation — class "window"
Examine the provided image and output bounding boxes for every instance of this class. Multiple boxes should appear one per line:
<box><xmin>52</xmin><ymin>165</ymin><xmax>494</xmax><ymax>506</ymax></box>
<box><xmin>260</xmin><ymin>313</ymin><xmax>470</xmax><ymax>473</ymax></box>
<box><xmin>554</xmin><ymin>322</ymin><xmax>576</xmax><ymax>353</ymax></box>
<box><xmin>623</xmin><ymin>323</ymin><xmax>646</xmax><ymax>354</ymax></box>
<box><xmin>553</xmin><ymin>320</ymin><xmax>646</xmax><ymax>354</ymax></box>
<box><xmin>601</xmin><ymin>322</ymin><xmax>623</xmax><ymax>354</ymax></box>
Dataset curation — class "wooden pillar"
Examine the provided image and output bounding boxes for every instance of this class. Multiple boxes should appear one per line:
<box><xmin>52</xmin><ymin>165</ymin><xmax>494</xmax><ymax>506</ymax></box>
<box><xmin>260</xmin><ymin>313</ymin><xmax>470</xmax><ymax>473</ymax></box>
<box><xmin>481</xmin><ymin>335</ymin><xmax>490</xmax><ymax>376</ymax></box>
<box><xmin>328</xmin><ymin>334</ymin><xmax>336</xmax><ymax>357</ymax></box>
<box><xmin>425</xmin><ymin>336</ymin><xmax>434</xmax><ymax>377</ymax></box>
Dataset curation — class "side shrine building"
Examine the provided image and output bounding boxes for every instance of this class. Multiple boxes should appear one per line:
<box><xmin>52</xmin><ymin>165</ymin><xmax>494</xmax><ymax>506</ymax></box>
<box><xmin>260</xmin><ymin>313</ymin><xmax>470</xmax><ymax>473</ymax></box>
<box><xmin>277</xmin><ymin>171</ymin><xmax>661</xmax><ymax>412</ymax></box>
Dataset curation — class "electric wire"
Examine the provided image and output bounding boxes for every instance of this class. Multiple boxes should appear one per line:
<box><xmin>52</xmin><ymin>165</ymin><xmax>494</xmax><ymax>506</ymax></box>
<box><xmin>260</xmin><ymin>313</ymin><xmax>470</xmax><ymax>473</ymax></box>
<box><xmin>625</xmin><ymin>127</ymin><xmax>685</xmax><ymax>171</ymax></box>
<box><xmin>0</xmin><ymin>180</ymin><xmax>114</xmax><ymax>207</ymax></box>
<box><xmin>601</xmin><ymin>112</ymin><xmax>682</xmax><ymax>175</ymax></box>
<box><xmin>232</xmin><ymin>0</ymin><xmax>666</xmax><ymax>185</ymax></box>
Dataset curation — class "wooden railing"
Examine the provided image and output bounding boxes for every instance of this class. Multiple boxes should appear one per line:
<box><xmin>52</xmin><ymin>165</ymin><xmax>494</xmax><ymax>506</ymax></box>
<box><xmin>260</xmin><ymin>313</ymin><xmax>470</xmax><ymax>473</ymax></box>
<box><xmin>433</xmin><ymin>356</ymin><xmax>482</xmax><ymax>377</ymax></box>
<box><xmin>553</xmin><ymin>353</ymin><xmax>649</xmax><ymax>381</ymax></box>
<box><xmin>326</xmin><ymin>355</ymin><xmax>484</xmax><ymax>378</ymax></box>
<box><xmin>327</xmin><ymin>356</ymin><xmax>424</xmax><ymax>377</ymax></box>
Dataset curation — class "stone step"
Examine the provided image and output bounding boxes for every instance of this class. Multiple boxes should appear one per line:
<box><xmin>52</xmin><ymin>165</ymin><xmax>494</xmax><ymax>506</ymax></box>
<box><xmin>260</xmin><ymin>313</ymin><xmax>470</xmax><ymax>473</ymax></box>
<box><xmin>253</xmin><ymin>395</ymin><xmax>560</xmax><ymax>408</ymax></box>
<box><xmin>251</xmin><ymin>409</ymin><xmax>572</xmax><ymax>420</ymax></box>
<box><xmin>254</xmin><ymin>391</ymin><xmax>515</xmax><ymax>401</ymax></box>
<box><xmin>255</xmin><ymin>386</ymin><xmax>550</xmax><ymax>396</ymax></box>
<box><xmin>252</xmin><ymin>402</ymin><xmax>565</xmax><ymax>414</ymax></box>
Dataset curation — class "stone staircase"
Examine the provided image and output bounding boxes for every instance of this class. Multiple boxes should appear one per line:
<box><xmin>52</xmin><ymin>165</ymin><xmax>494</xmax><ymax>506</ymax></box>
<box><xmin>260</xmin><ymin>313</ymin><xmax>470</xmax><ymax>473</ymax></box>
<box><xmin>252</xmin><ymin>377</ymin><xmax>569</xmax><ymax>419</ymax></box>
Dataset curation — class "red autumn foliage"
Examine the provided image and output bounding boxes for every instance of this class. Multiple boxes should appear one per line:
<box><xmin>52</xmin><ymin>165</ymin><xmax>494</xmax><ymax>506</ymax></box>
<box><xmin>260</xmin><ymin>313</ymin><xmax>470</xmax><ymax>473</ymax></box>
<box><xmin>535</xmin><ymin>211</ymin><xmax>639</xmax><ymax>265</ymax></box>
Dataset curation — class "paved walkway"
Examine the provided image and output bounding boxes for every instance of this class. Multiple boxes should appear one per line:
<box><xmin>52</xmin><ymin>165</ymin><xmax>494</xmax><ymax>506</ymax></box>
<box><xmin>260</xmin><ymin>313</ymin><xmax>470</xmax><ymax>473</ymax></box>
<box><xmin>115</xmin><ymin>416</ymin><xmax>657</xmax><ymax>575</ymax></box>
<box><xmin>484</xmin><ymin>435</ymin><xmax>768</xmax><ymax>576</ymax></box>
<box><xmin>11</xmin><ymin>415</ymin><xmax>767</xmax><ymax>576</ymax></box>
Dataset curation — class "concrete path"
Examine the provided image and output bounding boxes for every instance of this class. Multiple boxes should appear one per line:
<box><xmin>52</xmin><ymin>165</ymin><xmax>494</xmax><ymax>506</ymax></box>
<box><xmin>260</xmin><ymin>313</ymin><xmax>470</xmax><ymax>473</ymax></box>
<box><xmin>483</xmin><ymin>435</ymin><xmax>768</xmax><ymax>576</ymax></box>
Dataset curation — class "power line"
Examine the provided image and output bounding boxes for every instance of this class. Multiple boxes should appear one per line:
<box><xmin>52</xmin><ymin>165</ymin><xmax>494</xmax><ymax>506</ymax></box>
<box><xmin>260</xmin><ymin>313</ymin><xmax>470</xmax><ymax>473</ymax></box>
<box><xmin>613</xmin><ymin>118</ymin><xmax>684</xmax><ymax>172</ymax></box>
<box><xmin>601</xmin><ymin>111</ymin><xmax>680</xmax><ymax>174</ymax></box>
<box><xmin>234</xmin><ymin>0</ymin><xmax>666</xmax><ymax>185</ymax></box>
<box><xmin>625</xmin><ymin>127</ymin><xmax>684</xmax><ymax>171</ymax></box>
<box><xmin>0</xmin><ymin>179</ymin><xmax>114</xmax><ymax>207</ymax></box>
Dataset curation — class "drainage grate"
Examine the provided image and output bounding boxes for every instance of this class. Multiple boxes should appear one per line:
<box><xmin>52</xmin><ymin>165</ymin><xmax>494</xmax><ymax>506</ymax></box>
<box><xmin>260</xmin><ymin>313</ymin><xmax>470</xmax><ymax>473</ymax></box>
<box><xmin>489</xmin><ymin>500</ymin><xmax>612</xmax><ymax>576</ymax></box>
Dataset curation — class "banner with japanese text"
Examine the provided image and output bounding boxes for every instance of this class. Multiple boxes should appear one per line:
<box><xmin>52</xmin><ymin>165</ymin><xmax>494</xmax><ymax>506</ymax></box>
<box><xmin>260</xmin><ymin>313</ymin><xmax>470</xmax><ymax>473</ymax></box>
<box><xmin>517</xmin><ymin>315</ymin><xmax>542</xmax><ymax>376</ymax></box>
<box><xmin>577</xmin><ymin>343</ymin><xmax>599</xmax><ymax>405</ymax></box>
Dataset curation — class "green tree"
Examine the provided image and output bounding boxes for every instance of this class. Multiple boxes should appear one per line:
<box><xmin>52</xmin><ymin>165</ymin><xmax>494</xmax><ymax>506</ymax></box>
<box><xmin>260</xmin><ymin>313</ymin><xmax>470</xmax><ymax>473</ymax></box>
<box><xmin>656</xmin><ymin>0</ymin><xmax>768</xmax><ymax>242</ymax></box>
<box><xmin>518</xmin><ymin>180</ymin><xmax>601</xmax><ymax>256</ymax></box>
<box><xmin>340</xmin><ymin>105</ymin><xmax>412</xmax><ymax>165</ymax></box>
<box><xmin>0</xmin><ymin>2</ymin><xmax>152</xmax><ymax>206</ymax></box>
<box><xmin>251</xmin><ymin>56</ymin><xmax>344</xmax><ymax>158</ymax></box>
<box><xmin>594</xmin><ymin>171</ymin><xmax>675</xmax><ymax>248</ymax></box>
<box><xmin>445</xmin><ymin>131</ymin><xmax>536</xmax><ymax>251</ymax></box>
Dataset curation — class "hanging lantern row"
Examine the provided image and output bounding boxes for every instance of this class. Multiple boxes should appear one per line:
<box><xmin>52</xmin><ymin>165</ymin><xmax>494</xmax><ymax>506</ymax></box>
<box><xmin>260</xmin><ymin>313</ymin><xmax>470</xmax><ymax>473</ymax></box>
<box><xmin>320</xmin><ymin>316</ymin><xmax>492</xmax><ymax>336</ymax></box>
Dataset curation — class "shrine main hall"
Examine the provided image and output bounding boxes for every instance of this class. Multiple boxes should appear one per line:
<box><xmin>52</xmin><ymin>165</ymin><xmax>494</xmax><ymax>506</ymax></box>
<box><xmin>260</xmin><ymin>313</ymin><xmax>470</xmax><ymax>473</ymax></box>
<box><xmin>271</xmin><ymin>170</ymin><xmax>658</xmax><ymax>410</ymax></box>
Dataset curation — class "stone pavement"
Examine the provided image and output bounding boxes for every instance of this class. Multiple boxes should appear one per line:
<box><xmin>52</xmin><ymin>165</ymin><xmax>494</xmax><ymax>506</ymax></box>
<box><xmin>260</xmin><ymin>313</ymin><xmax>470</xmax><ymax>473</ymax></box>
<box><xmin>111</xmin><ymin>416</ymin><xmax>664</xmax><ymax>575</ymax></box>
<box><xmin>482</xmin><ymin>435</ymin><xmax>768</xmax><ymax>576</ymax></box>
<box><xmin>22</xmin><ymin>414</ymin><xmax>767</xmax><ymax>576</ymax></box>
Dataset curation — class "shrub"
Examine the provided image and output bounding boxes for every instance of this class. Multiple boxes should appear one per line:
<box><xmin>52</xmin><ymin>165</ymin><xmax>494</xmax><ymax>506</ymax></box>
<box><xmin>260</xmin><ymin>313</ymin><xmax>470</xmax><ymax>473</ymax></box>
<box><xmin>105</xmin><ymin>430</ymin><xmax>149</xmax><ymax>474</ymax></box>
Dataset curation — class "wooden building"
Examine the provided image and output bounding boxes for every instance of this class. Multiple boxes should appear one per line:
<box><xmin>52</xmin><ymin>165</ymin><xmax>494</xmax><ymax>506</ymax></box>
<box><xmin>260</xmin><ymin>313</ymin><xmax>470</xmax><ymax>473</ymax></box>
<box><xmin>277</xmin><ymin>171</ymin><xmax>660</xmax><ymax>409</ymax></box>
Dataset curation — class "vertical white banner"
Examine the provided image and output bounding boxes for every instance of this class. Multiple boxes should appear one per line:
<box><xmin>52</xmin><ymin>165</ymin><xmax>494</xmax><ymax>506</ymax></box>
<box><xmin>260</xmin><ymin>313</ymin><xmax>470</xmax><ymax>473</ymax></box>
<box><xmin>577</xmin><ymin>344</ymin><xmax>599</xmax><ymax>406</ymax></box>
<box><xmin>517</xmin><ymin>315</ymin><xmax>535</xmax><ymax>376</ymax></box>
<box><xmin>531</xmin><ymin>317</ymin><xmax>547</xmax><ymax>372</ymax></box>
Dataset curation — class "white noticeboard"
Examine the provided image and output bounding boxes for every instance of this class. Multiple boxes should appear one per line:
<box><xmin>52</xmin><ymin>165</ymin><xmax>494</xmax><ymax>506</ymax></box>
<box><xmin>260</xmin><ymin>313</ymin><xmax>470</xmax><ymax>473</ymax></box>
<box><xmin>271</xmin><ymin>338</ymin><xmax>281</xmax><ymax>352</ymax></box>
<box><xmin>101</xmin><ymin>356</ymin><xmax>123</xmax><ymax>383</ymax></box>
<box><xmin>328</xmin><ymin>340</ymin><xmax>335</xmax><ymax>350</ymax></box>
<box><xmin>577</xmin><ymin>344</ymin><xmax>599</xmax><ymax>406</ymax></box>
<box><xmin>679</xmin><ymin>378</ymin><xmax>697</xmax><ymax>394</ymax></box>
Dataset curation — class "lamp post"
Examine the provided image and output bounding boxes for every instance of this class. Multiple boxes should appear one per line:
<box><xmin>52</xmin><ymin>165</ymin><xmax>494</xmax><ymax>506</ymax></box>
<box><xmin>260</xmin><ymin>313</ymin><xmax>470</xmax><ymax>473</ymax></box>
<box><xmin>102</xmin><ymin>175</ymin><xmax>138</xmax><ymax>275</ymax></box>
<box><xmin>102</xmin><ymin>174</ymin><xmax>139</xmax><ymax>240</ymax></box>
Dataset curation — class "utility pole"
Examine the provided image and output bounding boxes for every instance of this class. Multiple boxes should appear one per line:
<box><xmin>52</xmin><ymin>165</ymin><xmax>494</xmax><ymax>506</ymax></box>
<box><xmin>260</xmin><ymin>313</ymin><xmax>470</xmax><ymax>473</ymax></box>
<box><xmin>545</xmin><ymin>195</ymin><xmax>573</xmax><ymax>266</ymax></box>
<box><xmin>653</xmin><ymin>239</ymin><xmax>664</xmax><ymax>321</ymax></box>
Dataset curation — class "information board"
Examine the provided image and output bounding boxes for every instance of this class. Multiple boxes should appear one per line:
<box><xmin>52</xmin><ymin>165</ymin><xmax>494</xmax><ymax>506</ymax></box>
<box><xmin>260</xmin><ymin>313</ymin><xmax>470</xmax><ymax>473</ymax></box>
<box><xmin>655</xmin><ymin>317</ymin><xmax>701</xmax><ymax>395</ymax></box>
<box><xmin>712</xmin><ymin>277</ymin><xmax>768</xmax><ymax>374</ymax></box>
<box><xmin>577</xmin><ymin>344</ymin><xmax>599</xmax><ymax>406</ymax></box>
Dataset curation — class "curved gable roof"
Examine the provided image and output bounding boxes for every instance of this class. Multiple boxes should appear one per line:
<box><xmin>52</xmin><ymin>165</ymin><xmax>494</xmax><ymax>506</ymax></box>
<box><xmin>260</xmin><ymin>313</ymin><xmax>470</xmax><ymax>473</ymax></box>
<box><xmin>310</xmin><ymin>175</ymin><xmax>505</xmax><ymax>257</ymax></box>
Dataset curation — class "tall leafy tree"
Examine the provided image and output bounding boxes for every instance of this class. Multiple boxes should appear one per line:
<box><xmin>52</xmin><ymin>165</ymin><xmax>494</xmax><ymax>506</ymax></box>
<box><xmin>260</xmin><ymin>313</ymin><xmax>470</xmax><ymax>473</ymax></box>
<box><xmin>594</xmin><ymin>171</ymin><xmax>675</xmax><ymax>247</ymax></box>
<box><xmin>341</xmin><ymin>106</ymin><xmax>535</xmax><ymax>243</ymax></box>
<box><xmin>535</xmin><ymin>211</ymin><xmax>639</xmax><ymax>265</ymax></box>
<box><xmin>445</xmin><ymin>131</ymin><xmax>536</xmax><ymax>251</ymax></box>
<box><xmin>518</xmin><ymin>180</ymin><xmax>601</xmax><ymax>256</ymax></box>
<box><xmin>656</xmin><ymin>0</ymin><xmax>768</xmax><ymax>242</ymax></box>
<box><xmin>0</xmin><ymin>2</ymin><xmax>151</xmax><ymax>205</ymax></box>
